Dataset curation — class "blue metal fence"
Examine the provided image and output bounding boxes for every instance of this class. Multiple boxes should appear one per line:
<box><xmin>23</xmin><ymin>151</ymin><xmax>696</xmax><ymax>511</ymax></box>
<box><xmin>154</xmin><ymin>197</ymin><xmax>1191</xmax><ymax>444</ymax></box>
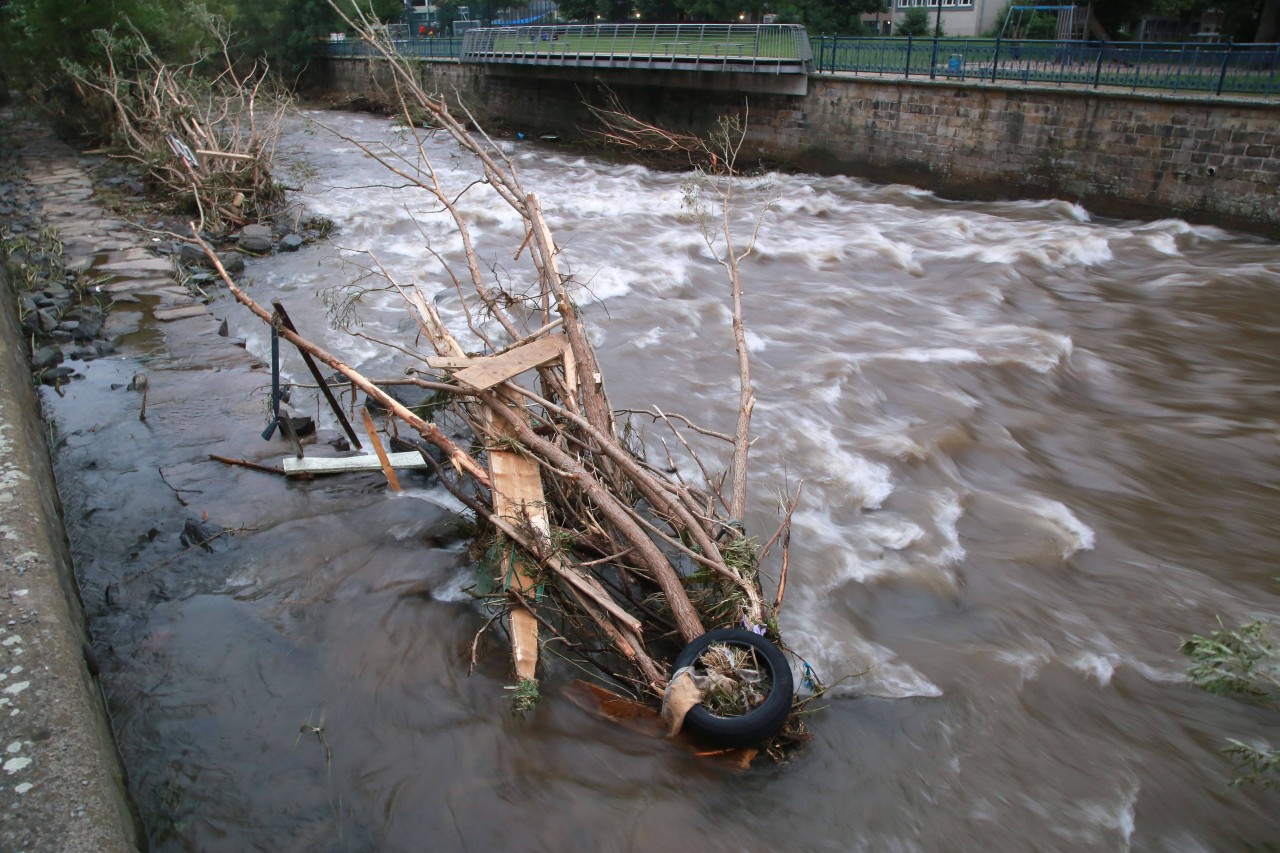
<box><xmin>811</xmin><ymin>36</ymin><xmax>1280</xmax><ymax>97</ymax></box>
<box><xmin>318</xmin><ymin>37</ymin><xmax>465</xmax><ymax>60</ymax></box>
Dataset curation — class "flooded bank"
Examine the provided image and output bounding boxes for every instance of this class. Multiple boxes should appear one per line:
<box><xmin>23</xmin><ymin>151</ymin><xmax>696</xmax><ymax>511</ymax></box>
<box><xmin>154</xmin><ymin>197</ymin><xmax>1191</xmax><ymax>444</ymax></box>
<box><xmin>46</xmin><ymin>110</ymin><xmax>1280</xmax><ymax>850</ymax></box>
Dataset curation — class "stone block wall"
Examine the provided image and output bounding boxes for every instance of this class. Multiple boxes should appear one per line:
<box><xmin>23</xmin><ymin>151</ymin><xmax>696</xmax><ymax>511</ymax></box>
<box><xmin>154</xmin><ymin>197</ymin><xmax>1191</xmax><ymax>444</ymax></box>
<box><xmin>792</xmin><ymin>79</ymin><xmax>1279</xmax><ymax>236</ymax></box>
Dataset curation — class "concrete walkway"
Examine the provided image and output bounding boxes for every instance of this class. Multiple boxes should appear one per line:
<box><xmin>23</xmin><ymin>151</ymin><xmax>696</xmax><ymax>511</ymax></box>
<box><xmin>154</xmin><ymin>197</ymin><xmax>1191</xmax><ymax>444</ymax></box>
<box><xmin>0</xmin><ymin>122</ymin><xmax>217</xmax><ymax>852</ymax></box>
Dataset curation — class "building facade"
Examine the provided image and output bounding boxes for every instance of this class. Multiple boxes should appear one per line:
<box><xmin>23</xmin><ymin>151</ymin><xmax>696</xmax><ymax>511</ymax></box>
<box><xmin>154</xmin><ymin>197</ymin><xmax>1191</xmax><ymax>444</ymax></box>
<box><xmin>887</xmin><ymin>0</ymin><xmax>1006</xmax><ymax>37</ymax></box>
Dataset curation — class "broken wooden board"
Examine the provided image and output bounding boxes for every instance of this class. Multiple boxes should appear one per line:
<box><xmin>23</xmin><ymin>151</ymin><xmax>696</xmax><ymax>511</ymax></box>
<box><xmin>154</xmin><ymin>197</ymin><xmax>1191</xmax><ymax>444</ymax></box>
<box><xmin>360</xmin><ymin>406</ymin><xmax>402</xmax><ymax>491</ymax></box>
<box><xmin>488</xmin><ymin>420</ymin><xmax>552</xmax><ymax>683</ymax></box>
<box><xmin>449</xmin><ymin>336</ymin><xmax>567</xmax><ymax>393</ymax></box>
<box><xmin>425</xmin><ymin>355</ymin><xmax>475</xmax><ymax>370</ymax></box>
<box><xmin>282</xmin><ymin>451</ymin><xmax>430</xmax><ymax>476</ymax></box>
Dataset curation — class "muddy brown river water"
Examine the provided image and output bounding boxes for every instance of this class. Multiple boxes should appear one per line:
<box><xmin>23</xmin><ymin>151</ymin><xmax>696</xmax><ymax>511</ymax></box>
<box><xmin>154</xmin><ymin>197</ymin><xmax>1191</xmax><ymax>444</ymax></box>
<box><xmin>46</xmin><ymin>111</ymin><xmax>1280</xmax><ymax>851</ymax></box>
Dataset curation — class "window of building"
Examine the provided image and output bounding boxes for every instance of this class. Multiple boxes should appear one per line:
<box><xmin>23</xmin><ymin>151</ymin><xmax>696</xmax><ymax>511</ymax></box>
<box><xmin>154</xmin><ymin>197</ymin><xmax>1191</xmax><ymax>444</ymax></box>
<box><xmin>896</xmin><ymin>0</ymin><xmax>975</xmax><ymax>8</ymax></box>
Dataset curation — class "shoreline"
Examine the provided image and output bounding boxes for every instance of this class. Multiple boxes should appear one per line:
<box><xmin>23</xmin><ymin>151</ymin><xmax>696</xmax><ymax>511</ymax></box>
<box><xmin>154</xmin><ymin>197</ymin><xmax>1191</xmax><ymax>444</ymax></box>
<box><xmin>0</xmin><ymin>107</ymin><xmax>350</xmax><ymax>847</ymax></box>
<box><xmin>0</xmin><ymin>120</ymin><xmax>141</xmax><ymax>853</ymax></box>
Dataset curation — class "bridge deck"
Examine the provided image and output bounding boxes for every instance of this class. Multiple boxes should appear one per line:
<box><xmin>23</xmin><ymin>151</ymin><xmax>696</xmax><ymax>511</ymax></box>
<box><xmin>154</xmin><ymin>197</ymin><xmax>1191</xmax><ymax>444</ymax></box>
<box><xmin>460</xmin><ymin>24</ymin><xmax>814</xmax><ymax>75</ymax></box>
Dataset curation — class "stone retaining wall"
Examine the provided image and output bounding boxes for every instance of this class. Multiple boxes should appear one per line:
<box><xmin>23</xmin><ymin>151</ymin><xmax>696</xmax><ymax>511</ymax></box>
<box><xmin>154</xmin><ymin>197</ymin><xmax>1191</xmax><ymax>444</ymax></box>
<box><xmin>791</xmin><ymin>79</ymin><xmax>1278</xmax><ymax>237</ymax></box>
<box><xmin>323</xmin><ymin>58</ymin><xmax>1280</xmax><ymax>238</ymax></box>
<box><xmin>0</xmin><ymin>264</ymin><xmax>140</xmax><ymax>852</ymax></box>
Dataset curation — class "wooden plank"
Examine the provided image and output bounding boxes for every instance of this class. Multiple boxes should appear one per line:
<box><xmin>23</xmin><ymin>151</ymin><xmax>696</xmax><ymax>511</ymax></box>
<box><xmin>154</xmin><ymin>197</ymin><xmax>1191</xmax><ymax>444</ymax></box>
<box><xmin>491</xmin><ymin>445</ymin><xmax>545</xmax><ymax>682</ymax></box>
<box><xmin>360</xmin><ymin>408</ymin><xmax>402</xmax><ymax>491</ymax></box>
<box><xmin>509</xmin><ymin>600</ymin><xmax>540</xmax><ymax>682</ymax></box>
<box><xmin>562</xmin><ymin>341</ymin><xmax>577</xmax><ymax>400</ymax></box>
<box><xmin>282</xmin><ymin>451</ymin><xmax>430</xmax><ymax>476</ymax></box>
<box><xmin>488</xmin><ymin>420</ymin><xmax>552</xmax><ymax>683</ymax></box>
<box><xmin>452</xmin><ymin>336</ymin><xmax>566</xmax><ymax>392</ymax></box>
<box><xmin>154</xmin><ymin>305</ymin><xmax>209</xmax><ymax>322</ymax></box>
<box><xmin>426</xmin><ymin>355</ymin><xmax>476</xmax><ymax>370</ymax></box>
<box><xmin>489</xmin><ymin>453</ymin><xmax>550</xmax><ymax>535</ymax></box>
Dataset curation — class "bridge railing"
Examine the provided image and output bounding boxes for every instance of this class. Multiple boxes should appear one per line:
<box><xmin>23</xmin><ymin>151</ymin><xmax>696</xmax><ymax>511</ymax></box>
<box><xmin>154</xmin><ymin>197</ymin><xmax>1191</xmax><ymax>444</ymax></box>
<box><xmin>811</xmin><ymin>36</ymin><xmax>1280</xmax><ymax>97</ymax></box>
<box><xmin>461</xmin><ymin>24</ymin><xmax>814</xmax><ymax>72</ymax></box>
<box><xmin>317</xmin><ymin>36</ymin><xmax>465</xmax><ymax>59</ymax></box>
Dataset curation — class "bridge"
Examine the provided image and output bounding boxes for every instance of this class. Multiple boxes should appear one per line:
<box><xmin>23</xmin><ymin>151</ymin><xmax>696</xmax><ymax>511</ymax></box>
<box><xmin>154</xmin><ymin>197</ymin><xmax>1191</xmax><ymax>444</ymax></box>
<box><xmin>323</xmin><ymin>29</ymin><xmax>1279</xmax><ymax>99</ymax></box>
<box><xmin>461</xmin><ymin>24</ymin><xmax>812</xmax><ymax>74</ymax></box>
<box><xmin>325</xmin><ymin>24</ymin><xmax>815</xmax><ymax>95</ymax></box>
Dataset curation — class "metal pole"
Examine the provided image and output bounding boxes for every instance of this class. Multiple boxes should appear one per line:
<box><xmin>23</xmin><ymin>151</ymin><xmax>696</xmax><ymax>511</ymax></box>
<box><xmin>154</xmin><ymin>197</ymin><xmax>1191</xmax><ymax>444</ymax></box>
<box><xmin>1267</xmin><ymin>44</ymin><xmax>1280</xmax><ymax>97</ymax></box>
<box><xmin>261</xmin><ymin>323</ymin><xmax>281</xmax><ymax>440</ymax></box>
<box><xmin>272</xmin><ymin>301</ymin><xmax>363</xmax><ymax>451</ymax></box>
<box><xmin>992</xmin><ymin>35</ymin><xmax>1001</xmax><ymax>83</ymax></box>
<box><xmin>1215</xmin><ymin>38</ymin><xmax>1234</xmax><ymax>96</ymax></box>
<box><xmin>905</xmin><ymin>34</ymin><xmax>913</xmax><ymax>78</ymax></box>
<box><xmin>930</xmin><ymin>0</ymin><xmax>943</xmax><ymax>80</ymax></box>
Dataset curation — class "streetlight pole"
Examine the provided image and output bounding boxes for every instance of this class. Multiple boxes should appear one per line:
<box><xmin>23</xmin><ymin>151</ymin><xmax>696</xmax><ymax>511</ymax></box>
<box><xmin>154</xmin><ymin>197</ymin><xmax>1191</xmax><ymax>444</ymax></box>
<box><xmin>934</xmin><ymin>0</ymin><xmax>942</xmax><ymax>37</ymax></box>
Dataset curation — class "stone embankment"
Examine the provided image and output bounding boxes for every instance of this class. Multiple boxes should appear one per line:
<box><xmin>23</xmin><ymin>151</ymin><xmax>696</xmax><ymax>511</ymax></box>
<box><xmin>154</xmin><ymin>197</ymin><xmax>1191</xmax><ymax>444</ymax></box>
<box><xmin>1</xmin><ymin>121</ymin><xmax>148</xmax><ymax>852</ymax></box>
<box><xmin>1</xmin><ymin>110</ymin><xmax>333</xmax><ymax>848</ymax></box>
<box><xmin>2</xmin><ymin>112</ymin><xmax>319</xmax><ymax>850</ymax></box>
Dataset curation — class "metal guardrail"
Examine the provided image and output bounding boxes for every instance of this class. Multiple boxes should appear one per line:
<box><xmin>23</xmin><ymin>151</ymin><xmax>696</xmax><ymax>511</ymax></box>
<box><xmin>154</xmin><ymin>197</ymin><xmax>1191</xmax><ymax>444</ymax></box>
<box><xmin>461</xmin><ymin>24</ymin><xmax>814</xmax><ymax>73</ymax></box>
<box><xmin>318</xmin><ymin>37</ymin><xmax>465</xmax><ymax>59</ymax></box>
<box><xmin>317</xmin><ymin>31</ymin><xmax>1278</xmax><ymax>97</ymax></box>
<box><xmin>811</xmin><ymin>36</ymin><xmax>1280</xmax><ymax>97</ymax></box>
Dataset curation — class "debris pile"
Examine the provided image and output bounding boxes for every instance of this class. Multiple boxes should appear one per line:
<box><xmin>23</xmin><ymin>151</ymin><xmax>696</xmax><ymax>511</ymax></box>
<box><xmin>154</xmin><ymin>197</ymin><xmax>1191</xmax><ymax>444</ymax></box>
<box><xmin>66</xmin><ymin>24</ymin><xmax>288</xmax><ymax>233</ymax></box>
<box><xmin>194</xmin><ymin>15</ymin><xmax>815</xmax><ymax>757</ymax></box>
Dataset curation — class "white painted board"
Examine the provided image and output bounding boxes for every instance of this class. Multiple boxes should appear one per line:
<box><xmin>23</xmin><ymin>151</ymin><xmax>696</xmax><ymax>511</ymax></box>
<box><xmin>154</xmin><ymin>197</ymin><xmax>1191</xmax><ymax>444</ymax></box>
<box><xmin>282</xmin><ymin>451</ymin><xmax>431</xmax><ymax>476</ymax></box>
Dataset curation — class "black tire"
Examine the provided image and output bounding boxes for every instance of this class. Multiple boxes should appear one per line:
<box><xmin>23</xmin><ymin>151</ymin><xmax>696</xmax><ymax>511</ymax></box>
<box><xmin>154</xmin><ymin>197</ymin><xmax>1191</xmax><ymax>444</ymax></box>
<box><xmin>671</xmin><ymin>628</ymin><xmax>794</xmax><ymax>748</ymax></box>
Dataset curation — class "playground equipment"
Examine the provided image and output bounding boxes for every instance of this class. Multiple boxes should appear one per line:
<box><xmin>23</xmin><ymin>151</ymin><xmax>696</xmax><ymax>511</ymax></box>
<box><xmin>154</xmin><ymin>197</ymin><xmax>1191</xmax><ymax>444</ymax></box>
<box><xmin>999</xmin><ymin>4</ymin><xmax>1088</xmax><ymax>41</ymax></box>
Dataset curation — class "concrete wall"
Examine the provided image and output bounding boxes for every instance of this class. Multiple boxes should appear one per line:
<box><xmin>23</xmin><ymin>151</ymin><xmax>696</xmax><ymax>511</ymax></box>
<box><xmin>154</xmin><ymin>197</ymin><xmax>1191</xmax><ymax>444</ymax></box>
<box><xmin>322</xmin><ymin>58</ymin><xmax>1280</xmax><ymax>238</ymax></box>
<box><xmin>0</xmin><ymin>264</ymin><xmax>140</xmax><ymax>852</ymax></box>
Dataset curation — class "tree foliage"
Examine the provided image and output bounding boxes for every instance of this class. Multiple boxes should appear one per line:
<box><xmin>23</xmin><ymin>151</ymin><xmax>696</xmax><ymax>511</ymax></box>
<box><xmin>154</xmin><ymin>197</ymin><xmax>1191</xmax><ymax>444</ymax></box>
<box><xmin>896</xmin><ymin>6</ymin><xmax>936</xmax><ymax>37</ymax></box>
<box><xmin>0</xmin><ymin>0</ymin><xmax>405</xmax><ymax>100</ymax></box>
<box><xmin>0</xmin><ymin>0</ymin><xmax>216</xmax><ymax>91</ymax></box>
<box><xmin>206</xmin><ymin>0</ymin><xmax>403</xmax><ymax>81</ymax></box>
<box><xmin>985</xmin><ymin>0</ymin><xmax>1060</xmax><ymax>38</ymax></box>
<box><xmin>1147</xmin><ymin>0</ymin><xmax>1279</xmax><ymax>41</ymax></box>
<box><xmin>779</xmin><ymin>0</ymin><xmax>881</xmax><ymax>35</ymax></box>
<box><xmin>1092</xmin><ymin>0</ymin><xmax>1280</xmax><ymax>42</ymax></box>
<box><xmin>553</xmin><ymin>0</ymin><xmax>631</xmax><ymax>23</ymax></box>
